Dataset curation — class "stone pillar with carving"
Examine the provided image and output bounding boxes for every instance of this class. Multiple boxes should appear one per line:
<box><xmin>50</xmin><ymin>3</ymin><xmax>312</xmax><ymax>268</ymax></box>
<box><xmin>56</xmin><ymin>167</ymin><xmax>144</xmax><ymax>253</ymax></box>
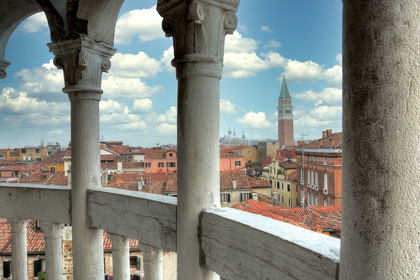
<box><xmin>41</xmin><ymin>222</ymin><xmax>64</xmax><ymax>280</ymax></box>
<box><xmin>157</xmin><ymin>1</ymin><xmax>240</xmax><ymax>279</ymax></box>
<box><xmin>0</xmin><ymin>59</ymin><xmax>10</xmax><ymax>79</ymax></box>
<box><xmin>9</xmin><ymin>220</ymin><xmax>28</xmax><ymax>280</ymax></box>
<box><xmin>48</xmin><ymin>37</ymin><xmax>116</xmax><ymax>280</ymax></box>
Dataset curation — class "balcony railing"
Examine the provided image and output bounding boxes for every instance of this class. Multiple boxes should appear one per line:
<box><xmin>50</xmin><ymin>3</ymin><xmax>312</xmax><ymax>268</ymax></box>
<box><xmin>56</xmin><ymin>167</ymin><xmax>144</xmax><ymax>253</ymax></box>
<box><xmin>0</xmin><ymin>183</ymin><xmax>340</xmax><ymax>280</ymax></box>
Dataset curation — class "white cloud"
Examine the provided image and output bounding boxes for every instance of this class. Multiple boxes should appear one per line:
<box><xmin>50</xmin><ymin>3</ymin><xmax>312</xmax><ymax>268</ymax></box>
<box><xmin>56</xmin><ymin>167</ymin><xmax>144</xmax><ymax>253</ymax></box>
<box><xmin>309</xmin><ymin>106</ymin><xmax>342</xmax><ymax>121</ymax></box>
<box><xmin>145</xmin><ymin>106</ymin><xmax>177</xmax><ymax>124</ymax></box>
<box><xmin>280</xmin><ymin>59</ymin><xmax>323</xmax><ymax>83</ymax></box>
<box><xmin>114</xmin><ymin>6</ymin><xmax>164</xmax><ymax>44</ymax></box>
<box><xmin>156</xmin><ymin>123</ymin><xmax>177</xmax><ymax>135</ymax></box>
<box><xmin>225</xmin><ymin>31</ymin><xmax>259</xmax><ymax>53</ymax></box>
<box><xmin>110</xmin><ymin>52</ymin><xmax>162</xmax><ymax>78</ymax></box>
<box><xmin>160</xmin><ymin>46</ymin><xmax>175</xmax><ymax>74</ymax></box>
<box><xmin>220</xmin><ymin>99</ymin><xmax>237</xmax><ymax>114</ymax></box>
<box><xmin>294</xmin><ymin>87</ymin><xmax>342</xmax><ymax>105</ymax></box>
<box><xmin>19</xmin><ymin>13</ymin><xmax>48</xmax><ymax>33</ymax></box>
<box><xmin>100</xmin><ymin>99</ymin><xmax>128</xmax><ymax>114</ymax></box>
<box><xmin>237</xmin><ymin>111</ymin><xmax>271</xmax><ymax>129</ymax></box>
<box><xmin>131</xmin><ymin>99</ymin><xmax>153</xmax><ymax>114</ymax></box>
<box><xmin>15</xmin><ymin>60</ymin><xmax>64</xmax><ymax>97</ymax></box>
<box><xmin>322</xmin><ymin>64</ymin><xmax>342</xmax><ymax>88</ymax></box>
<box><xmin>238</xmin><ymin>25</ymin><xmax>249</xmax><ymax>33</ymax></box>
<box><xmin>335</xmin><ymin>54</ymin><xmax>342</xmax><ymax>65</ymax></box>
<box><xmin>0</xmin><ymin>87</ymin><xmax>68</xmax><ymax>115</ymax></box>
<box><xmin>102</xmin><ymin>76</ymin><xmax>162</xmax><ymax>100</ymax></box>
<box><xmin>261</xmin><ymin>26</ymin><xmax>273</xmax><ymax>33</ymax></box>
<box><xmin>295</xmin><ymin>116</ymin><xmax>332</xmax><ymax>129</ymax></box>
<box><xmin>264</xmin><ymin>39</ymin><xmax>281</xmax><ymax>49</ymax></box>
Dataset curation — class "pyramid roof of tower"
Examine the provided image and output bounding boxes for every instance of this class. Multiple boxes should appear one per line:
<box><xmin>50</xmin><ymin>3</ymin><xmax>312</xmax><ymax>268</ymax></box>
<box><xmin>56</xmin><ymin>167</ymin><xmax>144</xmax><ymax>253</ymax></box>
<box><xmin>279</xmin><ymin>77</ymin><xmax>291</xmax><ymax>99</ymax></box>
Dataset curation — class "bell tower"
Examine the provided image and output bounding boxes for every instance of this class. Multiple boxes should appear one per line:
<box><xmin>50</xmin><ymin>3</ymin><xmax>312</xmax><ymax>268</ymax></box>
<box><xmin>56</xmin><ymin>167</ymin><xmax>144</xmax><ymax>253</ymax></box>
<box><xmin>278</xmin><ymin>76</ymin><xmax>294</xmax><ymax>148</ymax></box>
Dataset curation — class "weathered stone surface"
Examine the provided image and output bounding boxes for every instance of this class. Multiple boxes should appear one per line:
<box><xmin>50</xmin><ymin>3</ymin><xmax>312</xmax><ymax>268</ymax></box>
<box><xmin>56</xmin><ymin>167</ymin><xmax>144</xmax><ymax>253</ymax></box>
<box><xmin>88</xmin><ymin>188</ymin><xmax>177</xmax><ymax>252</ymax></box>
<box><xmin>0</xmin><ymin>184</ymin><xmax>71</xmax><ymax>224</ymax></box>
<box><xmin>201</xmin><ymin>208</ymin><xmax>340</xmax><ymax>280</ymax></box>
<box><xmin>342</xmin><ymin>1</ymin><xmax>420</xmax><ymax>279</ymax></box>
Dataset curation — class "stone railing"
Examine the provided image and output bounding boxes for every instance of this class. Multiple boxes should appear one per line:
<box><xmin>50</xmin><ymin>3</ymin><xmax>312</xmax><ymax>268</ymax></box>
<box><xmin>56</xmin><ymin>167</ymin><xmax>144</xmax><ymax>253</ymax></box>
<box><xmin>0</xmin><ymin>183</ymin><xmax>340</xmax><ymax>280</ymax></box>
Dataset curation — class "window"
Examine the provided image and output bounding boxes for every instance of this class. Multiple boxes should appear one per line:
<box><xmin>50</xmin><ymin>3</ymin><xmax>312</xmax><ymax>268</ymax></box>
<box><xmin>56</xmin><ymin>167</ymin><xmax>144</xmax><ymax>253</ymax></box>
<box><xmin>287</xmin><ymin>184</ymin><xmax>291</xmax><ymax>192</ymax></box>
<box><xmin>270</xmin><ymin>180</ymin><xmax>272</xmax><ymax>187</ymax></box>
<box><xmin>301</xmin><ymin>167</ymin><xmax>304</xmax><ymax>183</ymax></box>
<box><xmin>324</xmin><ymin>199</ymin><xmax>328</xmax><ymax>206</ymax></box>
<box><xmin>323</xmin><ymin>157</ymin><xmax>327</xmax><ymax>165</ymax></box>
<box><xmin>145</xmin><ymin>162</ymin><xmax>151</xmax><ymax>168</ymax></box>
<box><xmin>158</xmin><ymin>162</ymin><xmax>164</xmax><ymax>167</ymax></box>
<box><xmin>235</xmin><ymin>161</ymin><xmax>241</xmax><ymax>166</ymax></box>
<box><xmin>3</xmin><ymin>261</ymin><xmax>11</xmax><ymax>278</ymax></box>
<box><xmin>169</xmin><ymin>153</ymin><xmax>173</xmax><ymax>157</ymax></box>
<box><xmin>311</xmin><ymin>170</ymin><xmax>314</xmax><ymax>185</ymax></box>
<box><xmin>315</xmin><ymin>171</ymin><xmax>318</xmax><ymax>186</ymax></box>
<box><xmin>281</xmin><ymin>195</ymin><xmax>284</xmax><ymax>203</ymax></box>
<box><xmin>36</xmin><ymin>149</ymin><xmax>40</xmax><ymax>153</ymax></box>
<box><xmin>301</xmin><ymin>189</ymin><xmax>305</xmax><ymax>200</ymax></box>
<box><xmin>34</xmin><ymin>259</ymin><xmax>46</xmax><ymax>277</ymax></box>
<box><xmin>315</xmin><ymin>196</ymin><xmax>319</xmax><ymax>206</ymax></box>
<box><xmin>296</xmin><ymin>198</ymin><xmax>299</xmax><ymax>206</ymax></box>
<box><xmin>167</xmin><ymin>162</ymin><xmax>176</xmax><ymax>168</ymax></box>
<box><xmin>221</xmin><ymin>193</ymin><xmax>230</xmax><ymax>203</ymax></box>
<box><xmin>270</xmin><ymin>167</ymin><xmax>272</xmax><ymax>173</ymax></box>
<box><xmin>288</xmin><ymin>198</ymin><xmax>291</xmax><ymax>206</ymax></box>
<box><xmin>281</xmin><ymin>183</ymin><xmax>284</xmax><ymax>190</ymax></box>
<box><xmin>307</xmin><ymin>169</ymin><xmax>311</xmax><ymax>184</ymax></box>
<box><xmin>277</xmin><ymin>182</ymin><xmax>279</xmax><ymax>189</ymax></box>
<box><xmin>51</xmin><ymin>166</ymin><xmax>56</xmax><ymax>173</ymax></box>
<box><xmin>241</xmin><ymin>193</ymin><xmax>252</xmax><ymax>202</ymax></box>
<box><xmin>324</xmin><ymin>173</ymin><xmax>328</xmax><ymax>191</ymax></box>
<box><xmin>308</xmin><ymin>193</ymin><xmax>311</xmax><ymax>206</ymax></box>
<box><xmin>130</xmin><ymin>256</ymin><xmax>141</xmax><ymax>270</ymax></box>
<box><xmin>21</xmin><ymin>149</ymin><xmax>26</xmax><ymax>154</ymax></box>
<box><xmin>248</xmin><ymin>151</ymin><xmax>251</xmax><ymax>155</ymax></box>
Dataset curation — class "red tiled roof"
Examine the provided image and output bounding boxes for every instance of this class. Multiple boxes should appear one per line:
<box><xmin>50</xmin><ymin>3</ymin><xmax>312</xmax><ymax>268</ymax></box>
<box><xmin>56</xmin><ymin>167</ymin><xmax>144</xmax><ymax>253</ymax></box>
<box><xmin>0</xmin><ymin>159</ymin><xmax>18</xmax><ymax>165</ymax></box>
<box><xmin>262</xmin><ymin>156</ymin><xmax>272</xmax><ymax>167</ymax></box>
<box><xmin>300</xmin><ymin>132</ymin><xmax>342</xmax><ymax>150</ymax></box>
<box><xmin>281</xmin><ymin>149</ymin><xmax>298</xmax><ymax>159</ymax></box>
<box><xmin>233</xmin><ymin>201</ymin><xmax>341</xmax><ymax>232</ymax></box>
<box><xmin>232</xmin><ymin>146</ymin><xmax>252</xmax><ymax>150</ymax></box>
<box><xmin>101</xmin><ymin>159</ymin><xmax>144</xmax><ymax>170</ymax></box>
<box><xmin>286</xmin><ymin>171</ymin><xmax>298</xmax><ymax>181</ymax></box>
<box><xmin>0</xmin><ymin>220</ymin><xmax>45</xmax><ymax>255</ymax></box>
<box><xmin>7</xmin><ymin>164</ymin><xmax>43</xmax><ymax>172</ymax></box>
<box><xmin>100</xmin><ymin>154</ymin><xmax>117</xmax><ymax>161</ymax></box>
<box><xmin>279</xmin><ymin>161</ymin><xmax>297</xmax><ymax>169</ymax></box>
<box><xmin>144</xmin><ymin>149</ymin><xmax>175</xmax><ymax>160</ymax></box>
<box><xmin>248</xmin><ymin>177</ymin><xmax>271</xmax><ymax>188</ymax></box>
<box><xmin>46</xmin><ymin>171</ymin><xmax>68</xmax><ymax>186</ymax></box>
<box><xmin>42</xmin><ymin>151</ymin><xmax>66</xmax><ymax>164</ymax></box>
<box><xmin>0</xmin><ymin>219</ymin><xmax>139</xmax><ymax>255</ymax></box>
<box><xmin>220</xmin><ymin>149</ymin><xmax>243</xmax><ymax>158</ymax></box>
<box><xmin>103</xmin><ymin>172</ymin><xmax>143</xmax><ymax>191</ymax></box>
<box><xmin>19</xmin><ymin>172</ymin><xmax>53</xmax><ymax>183</ymax></box>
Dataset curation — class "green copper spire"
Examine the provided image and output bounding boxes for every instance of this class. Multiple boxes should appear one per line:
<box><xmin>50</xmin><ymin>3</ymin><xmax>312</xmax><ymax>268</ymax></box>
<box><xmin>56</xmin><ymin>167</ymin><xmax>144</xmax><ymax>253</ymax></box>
<box><xmin>279</xmin><ymin>76</ymin><xmax>291</xmax><ymax>99</ymax></box>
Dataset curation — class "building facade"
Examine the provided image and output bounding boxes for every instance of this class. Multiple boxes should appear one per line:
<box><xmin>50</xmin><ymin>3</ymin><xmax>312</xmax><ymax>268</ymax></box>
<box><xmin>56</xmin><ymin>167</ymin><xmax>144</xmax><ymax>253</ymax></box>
<box><xmin>296</xmin><ymin>130</ymin><xmax>342</xmax><ymax>207</ymax></box>
<box><xmin>277</xmin><ymin>77</ymin><xmax>294</xmax><ymax>148</ymax></box>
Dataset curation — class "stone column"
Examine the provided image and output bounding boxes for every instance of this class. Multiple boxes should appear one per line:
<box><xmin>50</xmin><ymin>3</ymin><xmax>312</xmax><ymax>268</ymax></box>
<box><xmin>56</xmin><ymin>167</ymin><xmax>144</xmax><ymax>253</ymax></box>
<box><xmin>48</xmin><ymin>37</ymin><xmax>116</xmax><ymax>280</ymax></box>
<box><xmin>157</xmin><ymin>1</ymin><xmax>239</xmax><ymax>279</ymax></box>
<box><xmin>9</xmin><ymin>220</ymin><xmax>28</xmax><ymax>280</ymax></box>
<box><xmin>109</xmin><ymin>234</ymin><xmax>130</xmax><ymax>280</ymax></box>
<box><xmin>0</xmin><ymin>59</ymin><xmax>10</xmax><ymax>79</ymax></box>
<box><xmin>41</xmin><ymin>222</ymin><xmax>63</xmax><ymax>280</ymax></box>
<box><xmin>341</xmin><ymin>1</ymin><xmax>420</xmax><ymax>279</ymax></box>
<box><xmin>140</xmin><ymin>244</ymin><xmax>163</xmax><ymax>280</ymax></box>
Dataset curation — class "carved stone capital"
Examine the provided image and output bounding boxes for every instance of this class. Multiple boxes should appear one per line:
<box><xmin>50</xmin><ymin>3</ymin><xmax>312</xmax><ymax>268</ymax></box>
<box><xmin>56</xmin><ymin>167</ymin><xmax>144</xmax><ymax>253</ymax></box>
<box><xmin>157</xmin><ymin>0</ymin><xmax>239</xmax><ymax>66</ymax></box>
<box><xmin>0</xmin><ymin>59</ymin><xmax>11</xmax><ymax>79</ymax></box>
<box><xmin>47</xmin><ymin>36</ymin><xmax>116</xmax><ymax>94</ymax></box>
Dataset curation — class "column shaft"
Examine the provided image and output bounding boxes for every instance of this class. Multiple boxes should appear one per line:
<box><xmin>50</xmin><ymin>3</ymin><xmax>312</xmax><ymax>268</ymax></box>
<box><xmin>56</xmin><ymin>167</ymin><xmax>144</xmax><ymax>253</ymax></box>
<box><xmin>341</xmin><ymin>0</ymin><xmax>420</xmax><ymax>279</ymax></box>
<box><xmin>109</xmin><ymin>234</ymin><xmax>130</xmax><ymax>280</ymax></box>
<box><xmin>42</xmin><ymin>222</ymin><xmax>63</xmax><ymax>280</ymax></box>
<box><xmin>10</xmin><ymin>220</ymin><xmax>28</xmax><ymax>280</ymax></box>
<box><xmin>177</xmin><ymin>62</ymin><xmax>222</xmax><ymax>280</ymax></box>
<box><xmin>70</xmin><ymin>91</ymin><xmax>104</xmax><ymax>279</ymax></box>
<box><xmin>142</xmin><ymin>245</ymin><xmax>163</xmax><ymax>280</ymax></box>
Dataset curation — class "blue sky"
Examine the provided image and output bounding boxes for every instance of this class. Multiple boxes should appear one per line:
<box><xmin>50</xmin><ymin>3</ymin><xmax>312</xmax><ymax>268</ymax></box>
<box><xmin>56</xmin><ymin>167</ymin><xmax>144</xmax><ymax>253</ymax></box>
<box><xmin>0</xmin><ymin>0</ymin><xmax>343</xmax><ymax>148</ymax></box>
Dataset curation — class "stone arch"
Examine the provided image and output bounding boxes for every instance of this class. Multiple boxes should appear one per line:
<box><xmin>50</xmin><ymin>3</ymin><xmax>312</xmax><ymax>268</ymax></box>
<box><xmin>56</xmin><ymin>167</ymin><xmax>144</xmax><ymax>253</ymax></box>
<box><xmin>0</xmin><ymin>0</ymin><xmax>42</xmax><ymax>78</ymax></box>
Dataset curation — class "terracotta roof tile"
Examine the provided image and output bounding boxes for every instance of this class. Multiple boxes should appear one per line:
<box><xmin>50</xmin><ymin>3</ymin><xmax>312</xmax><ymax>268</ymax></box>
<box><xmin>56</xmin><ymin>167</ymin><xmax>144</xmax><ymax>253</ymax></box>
<box><xmin>286</xmin><ymin>171</ymin><xmax>298</xmax><ymax>181</ymax></box>
<box><xmin>42</xmin><ymin>151</ymin><xmax>66</xmax><ymax>164</ymax></box>
<box><xmin>279</xmin><ymin>161</ymin><xmax>297</xmax><ymax>169</ymax></box>
<box><xmin>300</xmin><ymin>132</ymin><xmax>342</xmax><ymax>150</ymax></box>
<box><xmin>46</xmin><ymin>171</ymin><xmax>68</xmax><ymax>186</ymax></box>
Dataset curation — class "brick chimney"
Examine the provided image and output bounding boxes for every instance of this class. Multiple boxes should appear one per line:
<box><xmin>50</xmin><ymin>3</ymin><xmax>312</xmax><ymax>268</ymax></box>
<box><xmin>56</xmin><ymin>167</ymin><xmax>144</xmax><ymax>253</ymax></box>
<box><xmin>6</xmin><ymin>149</ymin><xmax>10</xmax><ymax>159</ymax></box>
<box><xmin>322</xmin><ymin>129</ymin><xmax>333</xmax><ymax>138</ymax></box>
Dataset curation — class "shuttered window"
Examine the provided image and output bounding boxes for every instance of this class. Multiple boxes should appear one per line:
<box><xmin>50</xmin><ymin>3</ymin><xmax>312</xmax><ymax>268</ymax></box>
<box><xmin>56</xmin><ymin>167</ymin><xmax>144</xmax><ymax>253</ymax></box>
<box><xmin>3</xmin><ymin>261</ymin><xmax>11</xmax><ymax>278</ymax></box>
